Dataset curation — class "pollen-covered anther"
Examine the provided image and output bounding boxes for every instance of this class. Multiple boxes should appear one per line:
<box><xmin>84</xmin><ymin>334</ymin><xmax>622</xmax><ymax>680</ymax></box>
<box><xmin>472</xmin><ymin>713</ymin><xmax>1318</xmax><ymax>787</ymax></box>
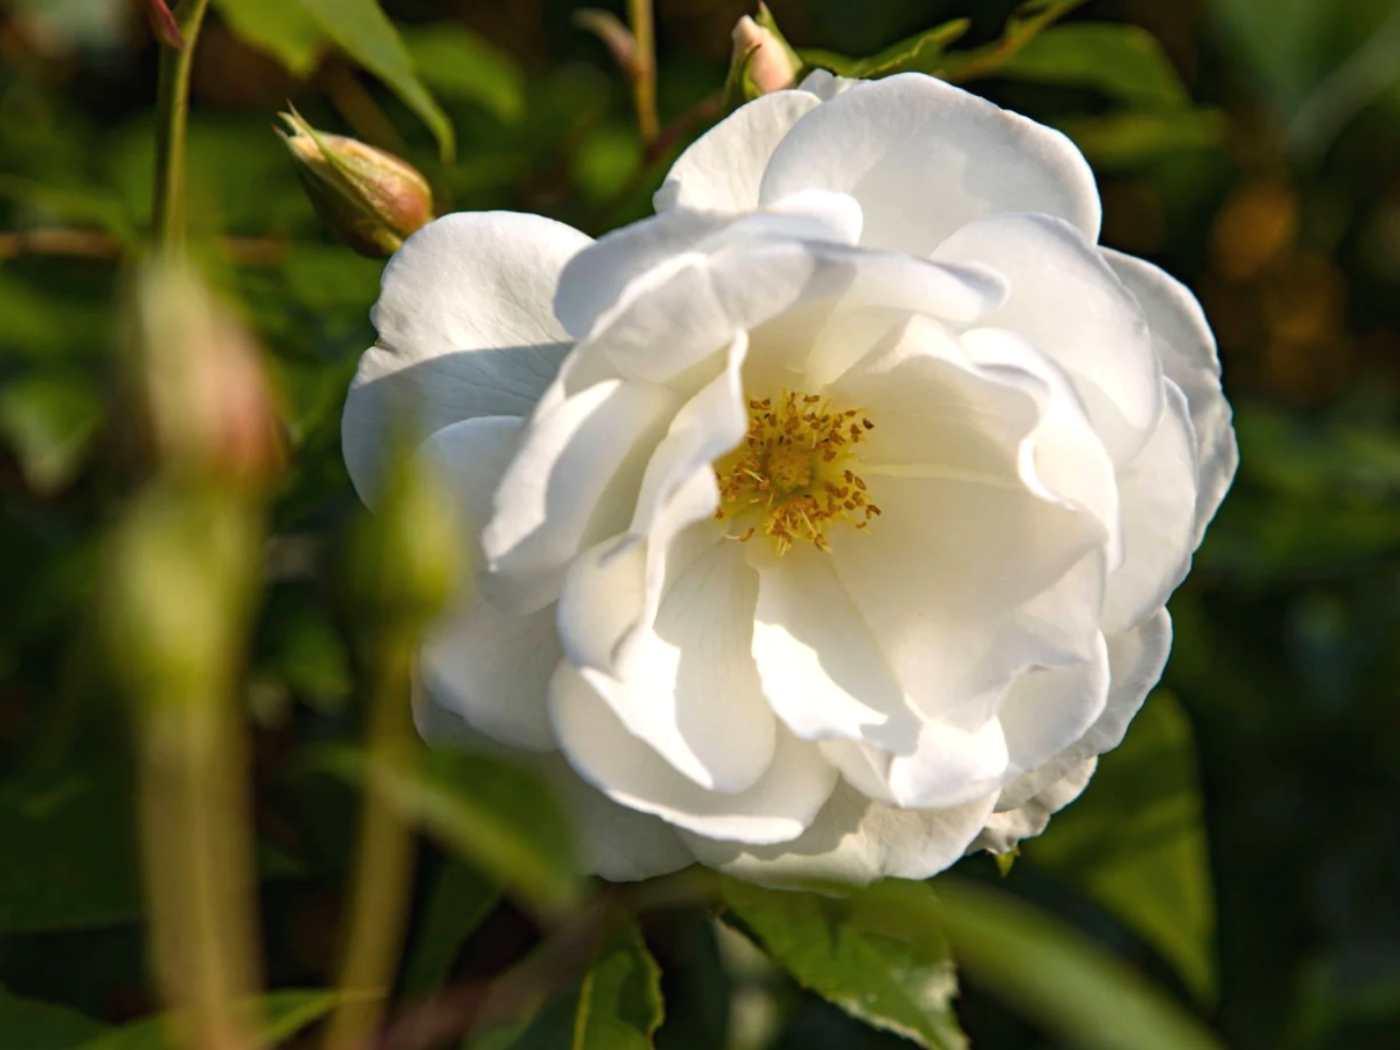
<box><xmin>713</xmin><ymin>389</ymin><xmax>878</xmax><ymax>555</ymax></box>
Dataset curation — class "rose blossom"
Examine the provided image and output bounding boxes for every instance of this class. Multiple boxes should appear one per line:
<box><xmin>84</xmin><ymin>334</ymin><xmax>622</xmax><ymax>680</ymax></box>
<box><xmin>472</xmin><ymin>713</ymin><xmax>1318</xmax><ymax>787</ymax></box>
<box><xmin>342</xmin><ymin>72</ymin><xmax>1237</xmax><ymax>884</ymax></box>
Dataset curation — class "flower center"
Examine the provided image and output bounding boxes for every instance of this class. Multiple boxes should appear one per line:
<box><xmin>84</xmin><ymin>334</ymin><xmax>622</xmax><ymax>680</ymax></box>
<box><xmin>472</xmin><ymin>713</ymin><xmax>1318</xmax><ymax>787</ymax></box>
<box><xmin>713</xmin><ymin>390</ymin><xmax>880</xmax><ymax>555</ymax></box>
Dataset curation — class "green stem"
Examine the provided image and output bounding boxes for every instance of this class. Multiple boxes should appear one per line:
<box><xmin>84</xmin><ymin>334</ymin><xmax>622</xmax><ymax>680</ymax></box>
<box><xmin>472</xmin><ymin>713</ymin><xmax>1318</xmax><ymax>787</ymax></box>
<box><xmin>323</xmin><ymin>636</ymin><xmax>417</xmax><ymax>1050</ymax></box>
<box><xmin>627</xmin><ymin>0</ymin><xmax>659</xmax><ymax>143</ymax></box>
<box><xmin>152</xmin><ymin>0</ymin><xmax>211</xmax><ymax>251</ymax></box>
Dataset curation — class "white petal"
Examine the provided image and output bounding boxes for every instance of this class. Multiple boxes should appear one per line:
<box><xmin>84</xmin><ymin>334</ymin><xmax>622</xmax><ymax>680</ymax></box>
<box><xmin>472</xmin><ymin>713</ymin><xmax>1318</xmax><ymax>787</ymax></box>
<box><xmin>997</xmin><ymin>633</ymin><xmax>1110</xmax><ymax>778</ymax></box>
<box><xmin>555</xmin><ymin>190</ymin><xmax>862</xmax><ymax>341</ymax></box>
<box><xmin>685</xmin><ymin>781</ymin><xmax>996</xmax><ymax>885</ymax></box>
<box><xmin>414</xmin><ymin>417</ymin><xmax>557</xmax><ymax>750</ymax></box>
<box><xmin>344</xmin><ymin>212</ymin><xmax>590</xmax><ymax>504</ymax></box>
<box><xmin>759</xmin><ymin>73</ymin><xmax>1100</xmax><ymax>256</ymax></box>
<box><xmin>556</xmin><ymin>340</ymin><xmax>747</xmax><ymax>672</ymax></box>
<box><xmin>797</xmin><ymin>69</ymin><xmax>860</xmax><ymax>100</ymax></box>
<box><xmin>1103</xmin><ymin>248</ymin><xmax>1239</xmax><ymax>545</ymax></box>
<box><xmin>994</xmin><ymin>609</ymin><xmax>1171</xmax><ymax>811</ymax></box>
<box><xmin>654</xmin><ymin>89</ymin><xmax>822</xmax><ymax>213</ymax></box>
<box><xmin>550</xmin><ymin>662</ymin><xmax>838</xmax><ymax>845</ymax></box>
<box><xmin>1103</xmin><ymin>380</ymin><xmax>1198</xmax><ymax>634</ymax></box>
<box><xmin>830</xmin><ymin>471</ymin><xmax>1103</xmax><ymax>724</ymax></box>
<box><xmin>750</xmin><ymin>544</ymin><xmax>922</xmax><ymax>751</ymax></box>
<box><xmin>408</xmin><ymin>700</ymin><xmax>691</xmax><ymax>881</ymax></box>
<box><xmin>586</xmin><ymin>239</ymin><xmax>1005</xmax><ymax>393</ymax></box>
<box><xmin>973</xmin><ymin>758</ymin><xmax>1098</xmax><ymax>854</ymax></box>
<box><xmin>420</xmin><ymin>599</ymin><xmax>559</xmax><ymax>752</ymax></box>
<box><xmin>569</xmin><ymin>541</ymin><xmax>778</xmax><ymax>794</ymax></box>
<box><xmin>823</xmin><ymin>714</ymin><xmax>1010</xmax><ymax>809</ymax></box>
<box><xmin>479</xmin><ymin>377</ymin><xmax>680</xmax><ymax>614</ymax></box>
<box><xmin>933</xmin><ymin>213</ymin><xmax>1162</xmax><ymax>465</ymax></box>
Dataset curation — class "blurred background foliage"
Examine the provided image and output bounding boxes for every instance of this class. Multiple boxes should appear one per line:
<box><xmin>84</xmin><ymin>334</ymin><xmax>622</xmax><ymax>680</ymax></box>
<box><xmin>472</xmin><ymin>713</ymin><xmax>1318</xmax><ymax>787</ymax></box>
<box><xmin>1</xmin><ymin>0</ymin><xmax>1398</xmax><ymax>1048</ymax></box>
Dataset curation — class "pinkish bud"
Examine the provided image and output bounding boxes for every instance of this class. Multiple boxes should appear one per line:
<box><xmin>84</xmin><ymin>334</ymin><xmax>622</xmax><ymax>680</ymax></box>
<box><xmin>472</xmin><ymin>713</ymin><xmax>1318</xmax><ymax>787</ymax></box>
<box><xmin>147</xmin><ymin>0</ymin><xmax>184</xmax><ymax>49</ymax></box>
<box><xmin>129</xmin><ymin>262</ymin><xmax>284</xmax><ymax>489</ymax></box>
<box><xmin>729</xmin><ymin>7</ymin><xmax>803</xmax><ymax>100</ymax></box>
<box><xmin>278</xmin><ymin>110</ymin><xmax>433</xmax><ymax>258</ymax></box>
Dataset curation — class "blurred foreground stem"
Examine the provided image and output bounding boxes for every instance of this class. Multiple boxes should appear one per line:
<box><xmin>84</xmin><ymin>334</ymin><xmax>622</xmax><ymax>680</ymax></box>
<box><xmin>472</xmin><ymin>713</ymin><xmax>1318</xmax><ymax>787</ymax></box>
<box><xmin>323</xmin><ymin>636</ymin><xmax>418</xmax><ymax>1050</ymax></box>
<box><xmin>627</xmin><ymin>0</ymin><xmax>659</xmax><ymax>143</ymax></box>
<box><xmin>108</xmin><ymin>484</ymin><xmax>263</xmax><ymax>1050</ymax></box>
<box><xmin>152</xmin><ymin>0</ymin><xmax>211</xmax><ymax>250</ymax></box>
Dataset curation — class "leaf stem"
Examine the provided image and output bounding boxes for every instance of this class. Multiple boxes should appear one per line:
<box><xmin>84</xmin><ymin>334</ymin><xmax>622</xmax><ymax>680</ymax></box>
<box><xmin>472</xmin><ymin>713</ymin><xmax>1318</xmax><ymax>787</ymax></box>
<box><xmin>627</xmin><ymin>0</ymin><xmax>659</xmax><ymax>143</ymax></box>
<box><xmin>151</xmin><ymin>0</ymin><xmax>211</xmax><ymax>251</ymax></box>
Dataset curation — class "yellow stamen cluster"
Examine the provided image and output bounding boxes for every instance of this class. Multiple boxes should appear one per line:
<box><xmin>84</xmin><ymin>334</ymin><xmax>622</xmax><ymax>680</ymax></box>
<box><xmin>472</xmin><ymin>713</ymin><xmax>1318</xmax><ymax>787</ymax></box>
<box><xmin>713</xmin><ymin>390</ymin><xmax>881</xmax><ymax>555</ymax></box>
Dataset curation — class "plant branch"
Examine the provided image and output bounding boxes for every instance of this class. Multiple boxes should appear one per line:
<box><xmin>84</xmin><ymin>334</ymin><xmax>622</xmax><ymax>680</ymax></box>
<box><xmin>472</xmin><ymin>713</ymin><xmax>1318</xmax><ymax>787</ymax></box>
<box><xmin>627</xmin><ymin>0</ymin><xmax>659</xmax><ymax>143</ymax></box>
<box><xmin>151</xmin><ymin>0</ymin><xmax>211</xmax><ymax>251</ymax></box>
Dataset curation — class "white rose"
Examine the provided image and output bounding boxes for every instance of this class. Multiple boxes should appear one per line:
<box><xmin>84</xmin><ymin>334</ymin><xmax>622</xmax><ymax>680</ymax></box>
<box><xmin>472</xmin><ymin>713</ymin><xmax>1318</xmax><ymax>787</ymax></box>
<box><xmin>342</xmin><ymin>72</ymin><xmax>1237</xmax><ymax>885</ymax></box>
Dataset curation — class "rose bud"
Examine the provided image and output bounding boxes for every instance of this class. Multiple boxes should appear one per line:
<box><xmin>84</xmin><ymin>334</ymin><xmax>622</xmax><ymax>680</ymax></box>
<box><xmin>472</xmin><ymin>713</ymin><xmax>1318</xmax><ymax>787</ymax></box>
<box><xmin>128</xmin><ymin>261</ymin><xmax>285</xmax><ymax>489</ymax></box>
<box><xmin>728</xmin><ymin>5</ymin><xmax>803</xmax><ymax>100</ymax></box>
<box><xmin>278</xmin><ymin>110</ymin><xmax>433</xmax><ymax>258</ymax></box>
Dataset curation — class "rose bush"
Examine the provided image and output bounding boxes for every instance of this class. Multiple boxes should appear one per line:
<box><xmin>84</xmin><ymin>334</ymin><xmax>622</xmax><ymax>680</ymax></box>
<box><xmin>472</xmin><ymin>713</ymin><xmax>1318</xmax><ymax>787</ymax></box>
<box><xmin>342</xmin><ymin>71</ymin><xmax>1237</xmax><ymax>884</ymax></box>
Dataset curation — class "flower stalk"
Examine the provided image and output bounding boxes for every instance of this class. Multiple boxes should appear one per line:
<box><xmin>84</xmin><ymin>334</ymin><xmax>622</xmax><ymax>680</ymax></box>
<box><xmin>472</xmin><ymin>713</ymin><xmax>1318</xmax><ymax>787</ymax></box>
<box><xmin>627</xmin><ymin>0</ymin><xmax>659</xmax><ymax>144</ymax></box>
<box><xmin>151</xmin><ymin>0</ymin><xmax>211</xmax><ymax>251</ymax></box>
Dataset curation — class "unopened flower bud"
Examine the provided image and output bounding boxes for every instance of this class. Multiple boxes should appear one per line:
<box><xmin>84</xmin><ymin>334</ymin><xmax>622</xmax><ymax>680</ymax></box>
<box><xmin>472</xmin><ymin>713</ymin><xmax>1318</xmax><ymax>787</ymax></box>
<box><xmin>729</xmin><ymin>6</ymin><xmax>803</xmax><ymax>101</ymax></box>
<box><xmin>278</xmin><ymin>110</ymin><xmax>433</xmax><ymax>258</ymax></box>
<box><xmin>129</xmin><ymin>262</ymin><xmax>284</xmax><ymax>489</ymax></box>
<box><xmin>146</xmin><ymin>0</ymin><xmax>184</xmax><ymax>49</ymax></box>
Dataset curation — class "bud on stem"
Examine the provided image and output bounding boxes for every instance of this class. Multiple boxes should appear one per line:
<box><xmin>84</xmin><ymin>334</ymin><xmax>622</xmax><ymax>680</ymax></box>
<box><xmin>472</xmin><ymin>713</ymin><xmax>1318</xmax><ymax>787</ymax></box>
<box><xmin>727</xmin><ymin>4</ymin><xmax>804</xmax><ymax>102</ymax></box>
<box><xmin>278</xmin><ymin>110</ymin><xmax>434</xmax><ymax>258</ymax></box>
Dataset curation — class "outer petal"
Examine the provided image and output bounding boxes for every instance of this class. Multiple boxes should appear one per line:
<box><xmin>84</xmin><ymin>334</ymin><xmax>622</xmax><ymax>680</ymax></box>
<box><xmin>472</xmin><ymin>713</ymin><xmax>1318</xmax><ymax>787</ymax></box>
<box><xmin>344</xmin><ymin>212</ymin><xmax>590</xmax><ymax>504</ymax></box>
<box><xmin>685</xmin><ymin>781</ymin><xmax>997</xmax><ymax>886</ymax></box>
<box><xmin>759</xmin><ymin>73</ymin><xmax>1100</xmax><ymax>256</ymax></box>
<box><xmin>550</xmin><ymin>663</ymin><xmax>838</xmax><ymax>845</ymax></box>
<box><xmin>972</xmin><ymin>758</ymin><xmax>1098</xmax><ymax>854</ymax></box>
<box><xmin>1103</xmin><ymin>248</ymin><xmax>1239</xmax><ymax>545</ymax></box>
<box><xmin>750</xmin><ymin>544</ymin><xmax>922</xmax><ymax>752</ymax></box>
<box><xmin>411</xmin><ymin>696</ymin><xmax>692</xmax><ymax>880</ymax></box>
<box><xmin>934</xmin><ymin>213</ymin><xmax>1162</xmax><ymax>466</ymax></box>
<box><xmin>417</xmin><ymin>417</ymin><xmax>556</xmax><ymax>750</ymax></box>
<box><xmin>1103</xmin><ymin>380</ymin><xmax>1198</xmax><ymax>634</ymax></box>
<box><xmin>994</xmin><ymin>610</ymin><xmax>1171</xmax><ymax>812</ymax></box>
<box><xmin>654</xmin><ymin>89</ymin><xmax>823</xmax><ymax>213</ymax></box>
<box><xmin>996</xmin><ymin>633</ymin><xmax>1110</xmax><ymax>778</ymax></box>
<box><xmin>822</xmin><ymin>714</ymin><xmax>1010</xmax><ymax>810</ymax></box>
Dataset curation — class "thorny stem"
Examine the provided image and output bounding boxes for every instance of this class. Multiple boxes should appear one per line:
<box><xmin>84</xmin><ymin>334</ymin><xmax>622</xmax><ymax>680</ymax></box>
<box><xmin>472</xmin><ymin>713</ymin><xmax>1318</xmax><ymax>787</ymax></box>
<box><xmin>151</xmin><ymin>0</ymin><xmax>211</xmax><ymax>251</ymax></box>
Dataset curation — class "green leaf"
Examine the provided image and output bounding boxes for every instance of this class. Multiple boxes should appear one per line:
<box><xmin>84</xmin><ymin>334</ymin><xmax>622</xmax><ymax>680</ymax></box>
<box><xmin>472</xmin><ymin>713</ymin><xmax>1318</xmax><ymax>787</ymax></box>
<box><xmin>211</xmin><ymin>0</ymin><xmax>325</xmax><ymax>77</ymax></box>
<box><xmin>75</xmin><ymin>988</ymin><xmax>372</xmax><ymax>1050</ymax></box>
<box><xmin>317</xmin><ymin>746</ymin><xmax>579</xmax><ymax>915</ymax></box>
<box><xmin>0</xmin><ymin>372</ymin><xmax>103</xmax><ymax>494</ymax></box>
<box><xmin>1057</xmin><ymin>109</ymin><xmax>1227</xmax><ymax>170</ymax></box>
<box><xmin>571</xmin><ymin>920</ymin><xmax>665</xmax><ymax>1049</ymax></box>
<box><xmin>402</xmin><ymin>860</ymin><xmax>501</xmax><ymax>996</ymax></box>
<box><xmin>292</xmin><ymin>0</ymin><xmax>455</xmax><ymax>161</ymax></box>
<box><xmin>939</xmin><ymin>0</ymin><xmax>1092</xmax><ymax>83</ymax></box>
<box><xmin>997</xmin><ymin>23</ymin><xmax>1190</xmax><ymax>109</ymax></box>
<box><xmin>1029</xmin><ymin>691</ymin><xmax>1217</xmax><ymax>1003</ymax></box>
<box><xmin>467</xmin><ymin>918</ymin><xmax>663</xmax><ymax>1050</ymax></box>
<box><xmin>928</xmin><ymin>879</ymin><xmax>1223</xmax><ymax>1050</ymax></box>
<box><xmin>0</xmin><ymin>985</ymin><xmax>107</xmax><ymax>1049</ymax></box>
<box><xmin>401</xmin><ymin>25</ymin><xmax>525</xmax><ymax>124</ymax></box>
<box><xmin>800</xmin><ymin>18</ymin><xmax>970</xmax><ymax>79</ymax></box>
<box><xmin>722</xmin><ymin>878</ymin><xmax>967</xmax><ymax>1049</ymax></box>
